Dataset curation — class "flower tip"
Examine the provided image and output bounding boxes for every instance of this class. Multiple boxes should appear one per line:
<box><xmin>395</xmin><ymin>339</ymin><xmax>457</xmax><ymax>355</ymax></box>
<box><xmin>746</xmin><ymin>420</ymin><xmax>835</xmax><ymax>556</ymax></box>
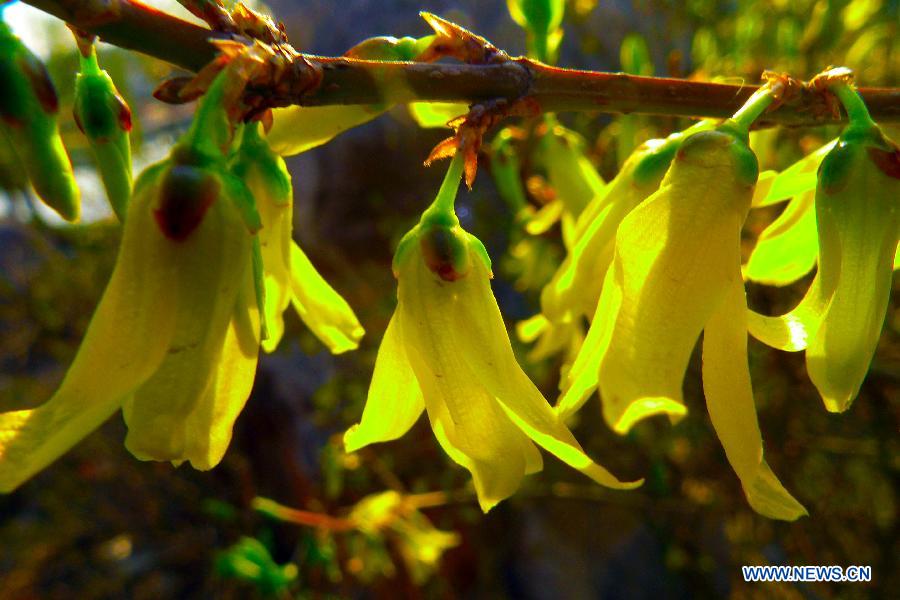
<box><xmin>477</xmin><ymin>495</ymin><xmax>502</xmax><ymax>514</ymax></box>
<box><xmin>745</xmin><ymin>461</ymin><xmax>808</xmax><ymax>521</ymax></box>
<box><xmin>820</xmin><ymin>392</ymin><xmax>855</xmax><ymax>414</ymax></box>
<box><xmin>609</xmin><ymin>397</ymin><xmax>688</xmax><ymax>435</ymax></box>
<box><xmin>342</xmin><ymin>425</ymin><xmax>365</xmax><ymax>453</ymax></box>
<box><xmin>618</xmin><ymin>477</ymin><xmax>645</xmax><ymax>491</ymax></box>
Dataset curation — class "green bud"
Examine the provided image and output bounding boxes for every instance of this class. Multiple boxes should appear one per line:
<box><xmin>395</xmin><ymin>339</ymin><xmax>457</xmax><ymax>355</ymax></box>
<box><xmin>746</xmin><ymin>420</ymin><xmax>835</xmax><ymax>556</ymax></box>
<box><xmin>74</xmin><ymin>47</ymin><xmax>133</xmax><ymax>221</ymax></box>
<box><xmin>0</xmin><ymin>22</ymin><xmax>79</xmax><ymax>221</ymax></box>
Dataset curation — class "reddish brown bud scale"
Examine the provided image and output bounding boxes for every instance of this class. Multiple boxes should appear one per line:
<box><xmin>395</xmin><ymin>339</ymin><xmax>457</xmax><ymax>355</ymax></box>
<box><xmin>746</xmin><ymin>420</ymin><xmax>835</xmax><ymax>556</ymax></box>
<box><xmin>18</xmin><ymin>53</ymin><xmax>58</xmax><ymax>115</ymax></box>
<box><xmin>117</xmin><ymin>95</ymin><xmax>133</xmax><ymax>132</ymax></box>
<box><xmin>153</xmin><ymin>166</ymin><xmax>219</xmax><ymax>241</ymax></box>
<box><xmin>868</xmin><ymin>146</ymin><xmax>900</xmax><ymax>180</ymax></box>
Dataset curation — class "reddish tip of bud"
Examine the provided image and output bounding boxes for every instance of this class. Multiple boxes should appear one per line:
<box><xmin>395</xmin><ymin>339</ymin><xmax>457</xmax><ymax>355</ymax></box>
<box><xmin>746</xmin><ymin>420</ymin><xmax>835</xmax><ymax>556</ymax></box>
<box><xmin>868</xmin><ymin>146</ymin><xmax>900</xmax><ymax>180</ymax></box>
<box><xmin>153</xmin><ymin>166</ymin><xmax>219</xmax><ymax>241</ymax></box>
<box><xmin>116</xmin><ymin>94</ymin><xmax>133</xmax><ymax>132</ymax></box>
<box><xmin>19</xmin><ymin>54</ymin><xmax>58</xmax><ymax>115</ymax></box>
<box><xmin>419</xmin><ymin>226</ymin><xmax>469</xmax><ymax>281</ymax></box>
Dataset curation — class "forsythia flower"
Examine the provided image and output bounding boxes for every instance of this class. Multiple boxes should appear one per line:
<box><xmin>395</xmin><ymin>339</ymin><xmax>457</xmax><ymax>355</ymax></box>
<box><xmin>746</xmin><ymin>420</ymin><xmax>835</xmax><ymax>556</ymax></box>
<box><xmin>747</xmin><ymin>80</ymin><xmax>900</xmax><ymax>412</ymax></box>
<box><xmin>0</xmin><ymin>74</ymin><xmax>261</xmax><ymax>490</ymax></box>
<box><xmin>522</xmin><ymin>123</ymin><xmax>711</xmax><ymax>365</ymax></box>
<box><xmin>344</xmin><ymin>155</ymin><xmax>641</xmax><ymax>512</ymax></box>
<box><xmin>558</xmin><ymin>120</ymin><xmax>807</xmax><ymax>520</ymax></box>
<box><xmin>231</xmin><ymin>123</ymin><xmax>364</xmax><ymax>354</ymax></box>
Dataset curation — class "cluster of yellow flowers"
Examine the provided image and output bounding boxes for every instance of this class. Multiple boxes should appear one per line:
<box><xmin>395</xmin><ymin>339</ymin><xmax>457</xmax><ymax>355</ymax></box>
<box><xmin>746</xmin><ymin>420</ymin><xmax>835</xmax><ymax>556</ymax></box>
<box><xmin>0</xmin><ymin>70</ymin><xmax>363</xmax><ymax>491</ymax></box>
<box><xmin>0</xmin><ymin>60</ymin><xmax>895</xmax><ymax>525</ymax></box>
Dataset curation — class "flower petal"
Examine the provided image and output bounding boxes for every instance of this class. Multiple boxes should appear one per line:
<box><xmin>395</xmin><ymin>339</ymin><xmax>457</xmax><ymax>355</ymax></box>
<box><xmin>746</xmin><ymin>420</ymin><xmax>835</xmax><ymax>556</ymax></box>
<box><xmin>744</xmin><ymin>190</ymin><xmax>818</xmax><ymax>286</ymax></box>
<box><xmin>264</xmin><ymin>105</ymin><xmax>388</xmax><ymax>157</ymax></box>
<box><xmin>290</xmin><ymin>242</ymin><xmax>364</xmax><ymax>354</ymax></box>
<box><xmin>751</xmin><ymin>140</ymin><xmax>836</xmax><ymax>207</ymax></box>
<box><xmin>0</xmin><ymin>165</ymin><xmax>180</xmax><ymax>491</ymax></box>
<box><xmin>256</xmin><ymin>193</ymin><xmax>292</xmax><ymax>352</ymax></box>
<box><xmin>745</xmin><ymin>274</ymin><xmax>831</xmax><ymax>351</ymax></box>
<box><xmin>555</xmin><ymin>265</ymin><xmax>619</xmax><ymax>418</ymax></box>
<box><xmin>702</xmin><ymin>267</ymin><xmax>807</xmax><ymax>520</ymax></box>
<box><xmin>122</xmin><ymin>170</ymin><xmax>254</xmax><ymax>464</ymax></box>
<box><xmin>181</xmin><ymin>268</ymin><xmax>261</xmax><ymax>469</ymax></box>
<box><xmin>435</xmin><ymin>253</ymin><xmax>640</xmax><ymax>490</ymax></box>
<box><xmin>344</xmin><ymin>312</ymin><xmax>425</xmax><ymax>453</ymax></box>
<box><xmin>398</xmin><ymin>251</ymin><xmax>542</xmax><ymax>511</ymax></box>
<box><xmin>571</xmin><ymin>131</ymin><xmax>756</xmax><ymax>432</ymax></box>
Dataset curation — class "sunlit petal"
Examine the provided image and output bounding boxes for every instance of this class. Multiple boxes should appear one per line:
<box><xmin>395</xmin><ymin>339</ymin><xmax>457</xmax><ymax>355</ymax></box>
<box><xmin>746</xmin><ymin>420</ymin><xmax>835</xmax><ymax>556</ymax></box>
<box><xmin>344</xmin><ymin>312</ymin><xmax>425</xmax><ymax>453</ymax></box>
<box><xmin>122</xmin><ymin>172</ymin><xmax>254</xmax><ymax>464</ymax></box>
<box><xmin>0</xmin><ymin>165</ymin><xmax>180</xmax><ymax>491</ymax></box>
<box><xmin>440</xmin><ymin>253</ymin><xmax>640</xmax><ymax>490</ymax></box>
<box><xmin>398</xmin><ymin>251</ymin><xmax>539</xmax><ymax>511</ymax></box>
<box><xmin>264</xmin><ymin>105</ymin><xmax>388</xmax><ymax>157</ymax></box>
<box><xmin>744</xmin><ymin>190</ymin><xmax>818</xmax><ymax>286</ymax></box>
<box><xmin>290</xmin><ymin>242</ymin><xmax>365</xmax><ymax>354</ymax></box>
<box><xmin>593</xmin><ymin>132</ymin><xmax>753</xmax><ymax>432</ymax></box>
<box><xmin>702</xmin><ymin>268</ymin><xmax>807</xmax><ymax>520</ymax></box>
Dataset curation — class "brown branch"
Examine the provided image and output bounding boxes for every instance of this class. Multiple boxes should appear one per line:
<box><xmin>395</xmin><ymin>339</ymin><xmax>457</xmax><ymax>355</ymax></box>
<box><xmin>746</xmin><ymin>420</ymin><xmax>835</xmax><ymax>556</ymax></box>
<box><xmin>24</xmin><ymin>0</ymin><xmax>900</xmax><ymax>127</ymax></box>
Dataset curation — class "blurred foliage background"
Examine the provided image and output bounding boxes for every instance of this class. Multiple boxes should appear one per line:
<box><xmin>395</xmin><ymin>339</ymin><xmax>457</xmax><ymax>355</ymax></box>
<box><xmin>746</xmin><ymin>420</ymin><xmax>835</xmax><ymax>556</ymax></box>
<box><xmin>1</xmin><ymin>0</ymin><xmax>898</xmax><ymax>598</ymax></box>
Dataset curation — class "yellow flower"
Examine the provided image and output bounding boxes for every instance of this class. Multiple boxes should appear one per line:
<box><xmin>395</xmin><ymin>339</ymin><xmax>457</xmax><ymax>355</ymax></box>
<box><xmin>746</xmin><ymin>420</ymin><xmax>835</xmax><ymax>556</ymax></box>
<box><xmin>0</xmin><ymin>74</ymin><xmax>262</xmax><ymax>490</ymax></box>
<box><xmin>231</xmin><ymin>123</ymin><xmax>364</xmax><ymax>354</ymax></box>
<box><xmin>344</xmin><ymin>155</ymin><xmax>641</xmax><ymax>512</ymax></box>
<box><xmin>747</xmin><ymin>88</ymin><xmax>900</xmax><ymax>412</ymax></box>
<box><xmin>526</xmin><ymin>123</ymin><xmax>712</xmax><ymax>364</ymax></box>
<box><xmin>558</xmin><ymin>125</ymin><xmax>806</xmax><ymax>520</ymax></box>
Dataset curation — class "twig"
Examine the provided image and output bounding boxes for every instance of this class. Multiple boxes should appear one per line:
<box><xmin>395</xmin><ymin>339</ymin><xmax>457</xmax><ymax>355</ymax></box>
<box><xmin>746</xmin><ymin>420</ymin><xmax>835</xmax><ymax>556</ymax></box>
<box><xmin>23</xmin><ymin>0</ymin><xmax>900</xmax><ymax>127</ymax></box>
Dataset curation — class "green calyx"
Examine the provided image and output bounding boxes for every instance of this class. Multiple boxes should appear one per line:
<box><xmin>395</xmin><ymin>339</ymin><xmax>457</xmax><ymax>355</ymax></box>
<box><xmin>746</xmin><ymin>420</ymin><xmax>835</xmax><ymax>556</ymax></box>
<box><xmin>675</xmin><ymin>128</ymin><xmax>759</xmax><ymax>189</ymax></box>
<box><xmin>393</xmin><ymin>153</ymin><xmax>491</xmax><ymax>279</ymax></box>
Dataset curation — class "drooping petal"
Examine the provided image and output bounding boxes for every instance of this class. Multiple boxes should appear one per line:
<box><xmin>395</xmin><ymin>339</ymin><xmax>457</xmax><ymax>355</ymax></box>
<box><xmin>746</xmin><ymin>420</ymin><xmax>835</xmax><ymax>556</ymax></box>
<box><xmin>344</xmin><ymin>312</ymin><xmax>425</xmax><ymax>453</ymax></box>
<box><xmin>0</xmin><ymin>163</ymin><xmax>179</xmax><ymax>491</ymax></box>
<box><xmin>289</xmin><ymin>242</ymin><xmax>364</xmax><ymax>354</ymax></box>
<box><xmin>407</xmin><ymin>243</ymin><xmax>639</xmax><ymax>491</ymax></box>
<box><xmin>555</xmin><ymin>265</ymin><xmax>619</xmax><ymax>419</ymax></box>
<box><xmin>702</xmin><ymin>267</ymin><xmax>807</xmax><ymax>520</ymax></box>
<box><xmin>180</xmin><ymin>267</ymin><xmax>261</xmax><ymax>469</ymax></box>
<box><xmin>257</xmin><ymin>195</ymin><xmax>293</xmax><ymax>352</ymax></box>
<box><xmin>122</xmin><ymin>164</ymin><xmax>254</xmax><ymax>464</ymax></box>
<box><xmin>398</xmin><ymin>251</ymin><xmax>540</xmax><ymax>512</ymax></box>
<box><xmin>565</xmin><ymin>131</ymin><xmax>757</xmax><ymax>432</ymax></box>
<box><xmin>744</xmin><ymin>189</ymin><xmax>818</xmax><ymax>286</ymax></box>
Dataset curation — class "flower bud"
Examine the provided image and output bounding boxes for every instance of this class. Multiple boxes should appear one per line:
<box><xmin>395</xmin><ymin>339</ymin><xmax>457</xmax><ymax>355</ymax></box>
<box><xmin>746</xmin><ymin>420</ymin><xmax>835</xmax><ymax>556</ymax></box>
<box><xmin>0</xmin><ymin>22</ymin><xmax>79</xmax><ymax>221</ymax></box>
